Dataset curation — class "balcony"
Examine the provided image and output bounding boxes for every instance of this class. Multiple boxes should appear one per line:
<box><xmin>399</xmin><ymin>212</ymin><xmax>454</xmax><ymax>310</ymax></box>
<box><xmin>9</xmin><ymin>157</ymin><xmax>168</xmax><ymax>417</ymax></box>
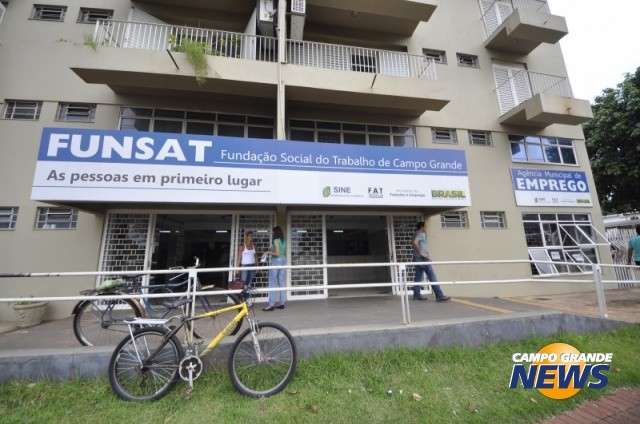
<box><xmin>481</xmin><ymin>0</ymin><xmax>568</xmax><ymax>55</ymax></box>
<box><xmin>304</xmin><ymin>0</ymin><xmax>438</xmax><ymax>36</ymax></box>
<box><xmin>72</xmin><ymin>20</ymin><xmax>448</xmax><ymax>116</ymax></box>
<box><xmin>285</xmin><ymin>39</ymin><xmax>448</xmax><ymax>115</ymax></box>
<box><xmin>72</xmin><ymin>20</ymin><xmax>279</xmax><ymax>99</ymax></box>
<box><xmin>494</xmin><ymin>70</ymin><xmax>592</xmax><ymax>128</ymax></box>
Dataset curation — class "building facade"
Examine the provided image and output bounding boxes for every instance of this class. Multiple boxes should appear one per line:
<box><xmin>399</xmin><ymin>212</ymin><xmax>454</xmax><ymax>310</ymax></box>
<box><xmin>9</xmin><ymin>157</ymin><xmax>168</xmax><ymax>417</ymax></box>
<box><xmin>0</xmin><ymin>0</ymin><xmax>609</xmax><ymax>320</ymax></box>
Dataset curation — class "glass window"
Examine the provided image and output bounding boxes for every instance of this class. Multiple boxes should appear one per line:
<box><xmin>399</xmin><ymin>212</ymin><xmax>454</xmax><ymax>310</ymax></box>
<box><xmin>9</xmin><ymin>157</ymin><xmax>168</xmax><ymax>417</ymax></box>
<box><xmin>393</xmin><ymin>135</ymin><xmax>413</xmax><ymax>147</ymax></box>
<box><xmin>525</xmin><ymin>137</ymin><xmax>544</xmax><ymax>162</ymax></box>
<box><xmin>3</xmin><ymin>100</ymin><xmax>42</xmax><ymax>120</ymax></box>
<box><xmin>317</xmin><ymin>121</ymin><xmax>341</xmax><ymax>130</ymax></box>
<box><xmin>523</xmin><ymin>213</ymin><xmax>598</xmax><ymax>276</ymax></box>
<box><xmin>469</xmin><ymin>130</ymin><xmax>492</xmax><ymax>146</ymax></box>
<box><xmin>248</xmin><ymin>126</ymin><xmax>274</xmax><ymax>139</ymax></box>
<box><xmin>121</xmin><ymin>107</ymin><xmax>152</xmax><ymax>118</ymax></box>
<box><xmin>31</xmin><ymin>4</ymin><xmax>66</xmax><ymax>21</ymax></box>
<box><xmin>290</xmin><ymin>120</ymin><xmax>314</xmax><ymax>129</ymax></box>
<box><xmin>432</xmin><ymin>128</ymin><xmax>457</xmax><ymax>144</ymax></box>
<box><xmin>343</xmin><ymin>133</ymin><xmax>367</xmax><ymax>145</ymax></box>
<box><xmin>457</xmin><ymin>53</ymin><xmax>479</xmax><ymax>68</ymax></box>
<box><xmin>510</xmin><ymin>141</ymin><xmax>527</xmax><ymax>161</ymax></box>
<box><xmin>290</xmin><ymin>129</ymin><xmax>315</xmax><ymax>142</ymax></box>
<box><xmin>248</xmin><ymin>116</ymin><xmax>274</xmax><ymax>126</ymax></box>
<box><xmin>186</xmin><ymin>112</ymin><xmax>215</xmax><ymax>121</ymax></box>
<box><xmin>218</xmin><ymin>114</ymin><xmax>245</xmax><ymax>123</ymax></box>
<box><xmin>155</xmin><ymin>109</ymin><xmax>184</xmax><ymax>119</ymax></box>
<box><xmin>154</xmin><ymin>120</ymin><xmax>183</xmax><ymax>133</ymax></box>
<box><xmin>560</xmin><ymin>147</ymin><xmax>577</xmax><ymax>165</ymax></box>
<box><xmin>120</xmin><ymin>118</ymin><xmax>151</xmax><ymax>131</ymax></box>
<box><xmin>480</xmin><ymin>211</ymin><xmax>506</xmax><ymax>229</ymax></box>
<box><xmin>441</xmin><ymin>212</ymin><xmax>469</xmax><ymax>229</ymax></box>
<box><xmin>35</xmin><ymin>207</ymin><xmax>78</xmax><ymax>230</ymax></box>
<box><xmin>0</xmin><ymin>207</ymin><xmax>18</xmax><ymax>230</ymax></box>
<box><xmin>218</xmin><ymin>124</ymin><xmax>245</xmax><ymax>137</ymax></box>
<box><xmin>343</xmin><ymin>123</ymin><xmax>366</xmax><ymax>132</ymax></box>
<box><xmin>186</xmin><ymin>122</ymin><xmax>214</xmax><ymax>135</ymax></box>
<box><xmin>77</xmin><ymin>8</ymin><xmax>113</xmax><ymax>24</ymax></box>
<box><xmin>56</xmin><ymin>103</ymin><xmax>96</xmax><ymax>122</ymax></box>
<box><xmin>317</xmin><ymin>131</ymin><xmax>341</xmax><ymax>143</ymax></box>
<box><xmin>368</xmin><ymin>134</ymin><xmax>391</xmax><ymax>146</ymax></box>
<box><xmin>423</xmin><ymin>49</ymin><xmax>447</xmax><ymax>64</ymax></box>
<box><xmin>542</xmin><ymin>138</ymin><xmax>562</xmax><ymax>163</ymax></box>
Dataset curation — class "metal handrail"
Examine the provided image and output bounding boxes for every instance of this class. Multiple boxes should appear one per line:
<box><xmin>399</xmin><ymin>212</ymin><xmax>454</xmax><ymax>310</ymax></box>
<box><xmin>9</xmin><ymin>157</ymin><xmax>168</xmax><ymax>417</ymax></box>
<box><xmin>494</xmin><ymin>69</ymin><xmax>572</xmax><ymax>114</ymax></box>
<box><xmin>286</xmin><ymin>38</ymin><xmax>437</xmax><ymax>80</ymax></box>
<box><xmin>480</xmin><ymin>0</ymin><xmax>551</xmax><ymax>39</ymax></box>
<box><xmin>93</xmin><ymin>19</ymin><xmax>279</xmax><ymax>62</ymax></box>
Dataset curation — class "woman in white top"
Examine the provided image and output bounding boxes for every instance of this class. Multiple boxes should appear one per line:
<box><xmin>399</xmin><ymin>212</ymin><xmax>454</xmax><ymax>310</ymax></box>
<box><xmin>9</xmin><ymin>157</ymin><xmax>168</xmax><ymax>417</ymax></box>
<box><xmin>236</xmin><ymin>231</ymin><xmax>256</xmax><ymax>288</ymax></box>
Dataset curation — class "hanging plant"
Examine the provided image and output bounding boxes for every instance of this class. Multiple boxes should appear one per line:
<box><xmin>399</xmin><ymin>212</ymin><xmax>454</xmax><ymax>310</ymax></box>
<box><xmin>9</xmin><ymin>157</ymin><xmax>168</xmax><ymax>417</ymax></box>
<box><xmin>170</xmin><ymin>36</ymin><xmax>209</xmax><ymax>86</ymax></box>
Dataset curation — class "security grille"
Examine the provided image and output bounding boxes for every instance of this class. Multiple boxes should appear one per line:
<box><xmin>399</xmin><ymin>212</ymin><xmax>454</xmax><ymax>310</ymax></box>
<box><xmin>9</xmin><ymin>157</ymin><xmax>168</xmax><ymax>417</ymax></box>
<box><xmin>469</xmin><ymin>130</ymin><xmax>492</xmax><ymax>146</ymax></box>
<box><xmin>391</xmin><ymin>216</ymin><xmax>424</xmax><ymax>285</ymax></box>
<box><xmin>289</xmin><ymin>215</ymin><xmax>325</xmax><ymax>298</ymax></box>
<box><xmin>432</xmin><ymin>128</ymin><xmax>458</xmax><ymax>144</ymax></box>
<box><xmin>480</xmin><ymin>211</ymin><xmax>506</xmax><ymax>229</ymax></box>
<box><xmin>0</xmin><ymin>207</ymin><xmax>18</xmax><ymax>230</ymax></box>
<box><xmin>99</xmin><ymin>214</ymin><xmax>151</xmax><ymax>278</ymax></box>
<box><xmin>290</xmin><ymin>0</ymin><xmax>306</xmax><ymax>14</ymax></box>
<box><xmin>31</xmin><ymin>4</ymin><xmax>66</xmax><ymax>21</ymax></box>
<box><xmin>57</xmin><ymin>103</ymin><xmax>96</xmax><ymax>122</ymax></box>
<box><xmin>441</xmin><ymin>212</ymin><xmax>469</xmax><ymax>229</ymax></box>
<box><xmin>77</xmin><ymin>7</ymin><xmax>113</xmax><ymax>24</ymax></box>
<box><xmin>3</xmin><ymin>100</ymin><xmax>42</xmax><ymax>120</ymax></box>
<box><xmin>35</xmin><ymin>207</ymin><xmax>78</xmax><ymax>230</ymax></box>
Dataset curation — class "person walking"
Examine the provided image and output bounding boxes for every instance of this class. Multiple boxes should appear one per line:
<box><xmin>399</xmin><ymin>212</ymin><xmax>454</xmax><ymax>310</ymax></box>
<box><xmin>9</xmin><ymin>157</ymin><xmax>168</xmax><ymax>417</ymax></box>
<box><xmin>412</xmin><ymin>221</ymin><xmax>450</xmax><ymax>302</ymax></box>
<box><xmin>627</xmin><ymin>224</ymin><xmax>640</xmax><ymax>266</ymax></box>
<box><xmin>236</xmin><ymin>230</ymin><xmax>256</xmax><ymax>288</ymax></box>
<box><xmin>263</xmin><ymin>226</ymin><xmax>287</xmax><ymax>311</ymax></box>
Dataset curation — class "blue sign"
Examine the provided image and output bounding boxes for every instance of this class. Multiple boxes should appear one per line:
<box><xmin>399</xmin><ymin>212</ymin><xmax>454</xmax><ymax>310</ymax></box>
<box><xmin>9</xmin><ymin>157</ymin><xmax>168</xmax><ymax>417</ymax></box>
<box><xmin>511</xmin><ymin>168</ymin><xmax>592</xmax><ymax>207</ymax></box>
<box><xmin>37</xmin><ymin>128</ymin><xmax>468</xmax><ymax>177</ymax></box>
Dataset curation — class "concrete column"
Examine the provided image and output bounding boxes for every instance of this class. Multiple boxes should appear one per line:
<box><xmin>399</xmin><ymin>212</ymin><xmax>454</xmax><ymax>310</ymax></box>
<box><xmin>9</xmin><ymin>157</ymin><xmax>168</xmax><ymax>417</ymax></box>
<box><xmin>276</xmin><ymin>0</ymin><xmax>287</xmax><ymax>139</ymax></box>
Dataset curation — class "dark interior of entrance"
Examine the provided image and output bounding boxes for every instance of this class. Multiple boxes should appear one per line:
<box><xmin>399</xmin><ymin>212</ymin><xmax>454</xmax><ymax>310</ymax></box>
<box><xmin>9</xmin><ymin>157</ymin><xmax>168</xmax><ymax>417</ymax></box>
<box><xmin>326</xmin><ymin>215</ymin><xmax>391</xmax><ymax>295</ymax></box>
<box><xmin>152</xmin><ymin>214</ymin><xmax>232</xmax><ymax>288</ymax></box>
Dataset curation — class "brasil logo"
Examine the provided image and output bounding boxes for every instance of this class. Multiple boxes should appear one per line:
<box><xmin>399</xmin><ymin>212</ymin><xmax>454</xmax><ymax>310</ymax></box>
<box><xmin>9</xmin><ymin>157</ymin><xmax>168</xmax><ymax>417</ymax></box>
<box><xmin>509</xmin><ymin>343</ymin><xmax>612</xmax><ymax>399</ymax></box>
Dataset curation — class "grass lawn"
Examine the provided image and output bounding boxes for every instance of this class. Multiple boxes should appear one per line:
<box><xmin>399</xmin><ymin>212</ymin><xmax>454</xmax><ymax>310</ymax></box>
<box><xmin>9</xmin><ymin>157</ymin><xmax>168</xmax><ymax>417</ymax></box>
<box><xmin>1</xmin><ymin>325</ymin><xmax>639</xmax><ymax>424</ymax></box>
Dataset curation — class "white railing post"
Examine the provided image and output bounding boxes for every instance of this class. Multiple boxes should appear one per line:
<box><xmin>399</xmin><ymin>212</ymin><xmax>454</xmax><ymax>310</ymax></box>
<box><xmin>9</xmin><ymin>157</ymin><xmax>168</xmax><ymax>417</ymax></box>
<box><xmin>400</xmin><ymin>264</ymin><xmax>412</xmax><ymax>324</ymax></box>
<box><xmin>188</xmin><ymin>269</ymin><xmax>198</xmax><ymax>324</ymax></box>
<box><xmin>592</xmin><ymin>265</ymin><xmax>608</xmax><ymax>319</ymax></box>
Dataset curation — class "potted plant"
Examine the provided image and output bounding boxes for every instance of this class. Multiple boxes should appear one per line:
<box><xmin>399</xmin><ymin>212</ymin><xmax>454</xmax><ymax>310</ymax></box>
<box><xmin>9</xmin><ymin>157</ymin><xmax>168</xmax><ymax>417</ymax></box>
<box><xmin>12</xmin><ymin>298</ymin><xmax>48</xmax><ymax>328</ymax></box>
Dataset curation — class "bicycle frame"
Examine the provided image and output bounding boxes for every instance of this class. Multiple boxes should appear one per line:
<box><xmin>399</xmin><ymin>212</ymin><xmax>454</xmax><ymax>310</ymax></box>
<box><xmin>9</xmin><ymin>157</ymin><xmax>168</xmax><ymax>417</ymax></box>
<box><xmin>133</xmin><ymin>300</ymin><xmax>249</xmax><ymax>366</ymax></box>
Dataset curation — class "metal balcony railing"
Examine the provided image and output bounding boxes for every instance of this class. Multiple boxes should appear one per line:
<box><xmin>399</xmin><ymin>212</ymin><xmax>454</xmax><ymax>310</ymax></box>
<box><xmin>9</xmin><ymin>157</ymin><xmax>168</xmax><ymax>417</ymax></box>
<box><xmin>93</xmin><ymin>20</ymin><xmax>279</xmax><ymax>62</ymax></box>
<box><xmin>480</xmin><ymin>0</ymin><xmax>551</xmax><ymax>39</ymax></box>
<box><xmin>494</xmin><ymin>70</ymin><xmax>572</xmax><ymax>115</ymax></box>
<box><xmin>287</xmin><ymin>39</ymin><xmax>438</xmax><ymax>80</ymax></box>
<box><xmin>92</xmin><ymin>20</ymin><xmax>438</xmax><ymax>81</ymax></box>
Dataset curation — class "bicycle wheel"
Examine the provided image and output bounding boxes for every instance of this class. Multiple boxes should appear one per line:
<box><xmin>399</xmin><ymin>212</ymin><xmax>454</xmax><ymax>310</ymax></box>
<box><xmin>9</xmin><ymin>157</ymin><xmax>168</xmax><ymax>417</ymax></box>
<box><xmin>108</xmin><ymin>327</ymin><xmax>183</xmax><ymax>402</ymax></box>
<box><xmin>193</xmin><ymin>288</ymin><xmax>244</xmax><ymax>340</ymax></box>
<box><xmin>73</xmin><ymin>298</ymin><xmax>143</xmax><ymax>346</ymax></box>
<box><xmin>228</xmin><ymin>322</ymin><xmax>297</xmax><ymax>398</ymax></box>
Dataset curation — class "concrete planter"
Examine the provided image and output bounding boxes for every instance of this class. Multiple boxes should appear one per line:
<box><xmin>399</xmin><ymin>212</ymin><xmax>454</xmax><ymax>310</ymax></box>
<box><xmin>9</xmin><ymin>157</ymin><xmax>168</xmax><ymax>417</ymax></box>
<box><xmin>12</xmin><ymin>302</ymin><xmax>48</xmax><ymax>328</ymax></box>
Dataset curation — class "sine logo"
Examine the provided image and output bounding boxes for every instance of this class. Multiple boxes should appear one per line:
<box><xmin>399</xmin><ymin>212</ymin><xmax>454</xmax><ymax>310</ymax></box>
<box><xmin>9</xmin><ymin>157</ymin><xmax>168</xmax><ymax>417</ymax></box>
<box><xmin>509</xmin><ymin>343</ymin><xmax>612</xmax><ymax>400</ymax></box>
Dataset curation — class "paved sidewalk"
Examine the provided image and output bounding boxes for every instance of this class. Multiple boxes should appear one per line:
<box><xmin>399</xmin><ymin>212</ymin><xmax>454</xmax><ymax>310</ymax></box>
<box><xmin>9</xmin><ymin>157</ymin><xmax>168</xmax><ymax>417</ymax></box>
<box><xmin>505</xmin><ymin>288</ymin><xmax>640</xmax><ymax>324</ymax></box>
<box><xmin>541</xmin><ymin>388</ymin><xmax>640</xmax><ymax>424</ymax></box>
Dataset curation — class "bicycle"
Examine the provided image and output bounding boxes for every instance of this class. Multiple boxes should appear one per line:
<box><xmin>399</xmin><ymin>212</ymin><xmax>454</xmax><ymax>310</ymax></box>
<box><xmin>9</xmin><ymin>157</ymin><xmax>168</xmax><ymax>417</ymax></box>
<box><xmin>72</xmin><ymin>257</ymin><xmax>243</xmax><ymax>346</ymax></box>
<box><xmin>108</xmin><ymin>286</ymin><xmax>297</xmax><ymax>401</ymax></box>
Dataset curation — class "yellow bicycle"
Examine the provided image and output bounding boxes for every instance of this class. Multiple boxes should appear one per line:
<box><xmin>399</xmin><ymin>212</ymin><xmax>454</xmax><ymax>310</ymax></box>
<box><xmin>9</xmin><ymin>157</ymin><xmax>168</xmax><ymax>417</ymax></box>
<box><xmin>108</xmin><ymin>287</ymin><xmax>297</xmax><ymax>401</ymax></box>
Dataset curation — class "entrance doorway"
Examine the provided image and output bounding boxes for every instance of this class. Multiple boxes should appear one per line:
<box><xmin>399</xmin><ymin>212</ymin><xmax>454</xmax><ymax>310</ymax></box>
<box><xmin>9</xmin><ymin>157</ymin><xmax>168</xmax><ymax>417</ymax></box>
<box><xmin>326</xmin><ymin>215</ymin><xmax>392</xmax><ymax>296</ymax></box>
<box><xmin>151</xmin><ymin>214</ymin><xmax>232</xmax><ymax>287</ymax></box>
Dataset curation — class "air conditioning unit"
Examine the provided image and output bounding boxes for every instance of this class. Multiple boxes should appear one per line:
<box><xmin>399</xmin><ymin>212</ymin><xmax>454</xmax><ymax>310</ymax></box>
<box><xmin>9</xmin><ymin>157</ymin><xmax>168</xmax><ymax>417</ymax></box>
<box><xmin>257</xmin><ymin>0</ymin><xmax>276</xmax><ymax>36</ymax></box>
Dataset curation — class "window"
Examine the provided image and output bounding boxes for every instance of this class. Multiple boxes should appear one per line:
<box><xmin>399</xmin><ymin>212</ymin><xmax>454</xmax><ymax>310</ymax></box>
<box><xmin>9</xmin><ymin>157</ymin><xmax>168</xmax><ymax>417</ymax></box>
<box><xmin>56</xmin><ymin>103</ymin><xmax>96</xmax><ymax>122</ymax></box>
<box><xmin>3</xmin><ymin>100</ymin><xmax>42</xmax><ymax>120</ymax></box>
<box><xmin>481</xmin><ymin>211</ymin><xmax>506</xmax><ymax>229</ymax></box>
<box><xmin>0</xmin><ymin>207</ymin><xmax>18</xmax><ymax>230</ymax></box>
<box><xmin>432</xmin><ymin>127</ymin><xmax>457</xmax><ymax>144</ymax></box>
<box><xmin>509</xmin><ymin>135</ymin><xmax>578</xmax><ymax>165</ymax></box>
<box><xmin>523</xmin><ymin>213</ymin><xmax>598</xmax><ymax>276</ymax></box>
<box><xmin>441</xmin><ymin>211</ymin><xmax>469</xmax><ymax>229</ymax></box>
<box><xmin>35</xmin><ymin>207</ymin><xmax>78</xmax><ymax>230</ymax></box>
<box><xmin>31</xmin><ymin>4</ymin><xmax>66</xmax><ymax>21</ymax></box>
<box><xmin>351</xmin><ymin>54</ymin><xmax>378</xmax><ymax>73</ymax></box>
<box><xmin>457</xmin><ymin>53</ymin><xmax>479</xmax><ymax>68</ymax></box>
<box><xmin>288</xmin><ymin>120</ymin><xmax>416</xmax><ymax>147</ymax></box>
<box><xmin>423</xmin><ymin>49</ymin><xmax>447</xmax><ymax>64</ymax></box>
<box><xmin>469</xmin><ymin>130</ymin><xmax>492</xmax><ymax>146</ymax></box>
<box><xmin>119</xmin><ymin>107</ymin><xmax>274</xmax><ymax>139</ymax></box>
<box><xmin>77</xmin><ymin>7</ymin><xmax>113</xmax><ymax>24</ymax></box>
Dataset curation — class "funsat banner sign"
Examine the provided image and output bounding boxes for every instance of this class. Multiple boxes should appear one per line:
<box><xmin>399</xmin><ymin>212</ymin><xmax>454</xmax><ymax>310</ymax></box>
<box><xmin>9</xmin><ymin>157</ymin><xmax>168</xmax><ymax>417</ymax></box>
<box><xmin>31</xmin><ymin>128</ymin><xmax>471</xmax><ymax>207</ymax></box>
<box><xmin>511</xmin><ymin>168</ymin><xmax>593</xmax><ymax>207</ymax></box>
